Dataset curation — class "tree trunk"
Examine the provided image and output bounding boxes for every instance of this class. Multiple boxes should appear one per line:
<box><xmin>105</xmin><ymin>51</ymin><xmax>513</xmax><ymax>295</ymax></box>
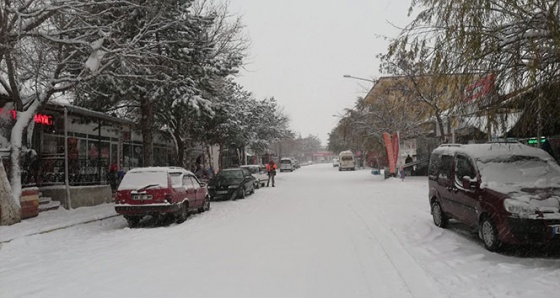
<box><xmin>0</xmin><ymin>158</ymin><xmax>20</xmax><ymax>225</ymax></box>
<box><xmin>435</xmin><ymin>112</ymin><xmax>446</xmax><ymax>142</ymax></box>
<box><xmin>1</xmin><ymin>100</ymin><xmax>43</xmax><ymax>225</ymax></box>
<box><xmin>205</xmin><ymin>144</ymin><xmax>214</xmax><ymax>176</ymax></box>
<box><xmin>140</xmin><ymin>97</ymin><xmax>154</xmax><ymax>167</ymax></box>
<box><xmin>218</xmin><ymin>143</ymin><xmax>223</xmax><ymax>170</ymax></box>
<box><xmin>176</xmin><ymin>136</ymin><xmax>185</xmax><ymax>168</ymax></box>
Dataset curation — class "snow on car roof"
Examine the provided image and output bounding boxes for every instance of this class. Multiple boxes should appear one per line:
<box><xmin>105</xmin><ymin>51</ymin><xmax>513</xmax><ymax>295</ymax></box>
<box><xmin>434</xmin><ymin>143</ymin><xmax>554</xmax><ymax>161</ymax></box>
<box><xmin>127</xmin><ymin>166</ymin><xmax>193</xmax><ymax>175</ymax></box>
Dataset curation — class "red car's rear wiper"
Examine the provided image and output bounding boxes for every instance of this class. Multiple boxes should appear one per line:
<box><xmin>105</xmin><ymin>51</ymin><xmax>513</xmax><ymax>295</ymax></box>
<box><xmin>136</xmin><ymin>184</ymin><xmax>159</xmax><ymax>192</ymax></box>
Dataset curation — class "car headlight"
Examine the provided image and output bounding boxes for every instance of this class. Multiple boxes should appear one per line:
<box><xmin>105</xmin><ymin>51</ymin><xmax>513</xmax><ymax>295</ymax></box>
<box><xmin>228</xmin><ymin>185</ymin><xmax>239</xmax><ymax>189</ymax></box>
<box><xmin>504</xmin><ymin>199</ymin><xmax>537</xmax><ymax>216</ymax></box>
<box><xmin>207</xmin><ymin>186</ymin><xmax>215</xmax><ymax>189</ymax></box>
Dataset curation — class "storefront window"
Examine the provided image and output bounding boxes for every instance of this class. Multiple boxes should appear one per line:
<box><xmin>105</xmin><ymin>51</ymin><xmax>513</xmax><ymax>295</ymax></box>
<box><xmin>154</xmin><ymin>146</ymin><xmax>167</xmax><ymax>166</ymax></box>
<box><xmin>123</xmin><ymin>144</ymin><xmax>131</xmax><ymax>169</ymax></box>
<box><xmin>111</xmin><ymin>143</ymin><xmax>118</xmax><ymax>167</ymax></box>
<box><xmin>133</xmin><ymin>145</ymin><xmax>143</xmax><ymax>167</ymax></box>
<box><xmin>79</xmin><ymin>139</ymin><xmax>87</xmax><ymax>159</ymax></box>
<box><xmin>42</xmin><ymin>134</ymin><xmax>60</xmax><ymax>155</ymax></box>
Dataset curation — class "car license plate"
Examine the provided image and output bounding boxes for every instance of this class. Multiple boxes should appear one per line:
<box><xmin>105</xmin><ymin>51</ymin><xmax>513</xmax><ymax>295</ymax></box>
<box><xmin>132</xmin><ymin>194</ymin><xmax>151</xmax><ymax>200</ymax></box>
<box><xmin>216</xmin><ymin>191</ymin><xmax>229</xmax><ymax>194</ymax></box>
<box><xmin>551</xmin><ymin>225</ymin><xmax>560</xmax><ymax>235</ymax></box>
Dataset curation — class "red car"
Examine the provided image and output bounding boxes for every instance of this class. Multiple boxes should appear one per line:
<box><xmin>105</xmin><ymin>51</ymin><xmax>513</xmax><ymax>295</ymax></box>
<box><xmin>429</xmin><ymin>142</ymin><xmax>560</xmax><ymax>251</ymax></box>
<box><xmin>114</xmin><ymin>167</ymin><xmax>210</xmax><ymax>227</ymax></box>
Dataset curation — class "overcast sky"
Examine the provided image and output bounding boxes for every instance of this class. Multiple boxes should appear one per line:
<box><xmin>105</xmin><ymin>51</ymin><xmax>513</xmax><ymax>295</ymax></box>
<box><xmin>228</xmin><ymin>0</ymin><xmax>414</xmax><ymax>146</ymax></box>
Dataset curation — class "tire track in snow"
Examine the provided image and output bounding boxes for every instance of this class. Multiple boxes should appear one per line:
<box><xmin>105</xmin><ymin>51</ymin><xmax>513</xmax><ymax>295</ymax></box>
<box><xmin>352</xmin><ymin>180</ymin><xmax>502</xmax><ymax>298</ymax></box>
<box><xmin>347</xmin><ymin>198</ymin><xmax>448</xmax><ymax>298</ymax></box>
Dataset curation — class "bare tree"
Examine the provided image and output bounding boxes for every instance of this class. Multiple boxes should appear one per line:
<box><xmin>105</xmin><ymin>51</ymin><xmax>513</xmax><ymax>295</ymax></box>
<box><xmin>0</xmin><ymin>0</ymin><xmax>193</xmax><ymax>225</ymax></box>
<box><xmin>389</xmin><ymin>0</ymin><xmax>560</xmax><ymax>106</ymax></box>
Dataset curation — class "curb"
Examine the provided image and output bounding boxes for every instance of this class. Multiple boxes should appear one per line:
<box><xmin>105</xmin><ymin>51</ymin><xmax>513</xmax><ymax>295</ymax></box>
<box><xmin>0</xmin><ymin>214</ymin><xmax>121</xmax><ymax>245</ymax></box>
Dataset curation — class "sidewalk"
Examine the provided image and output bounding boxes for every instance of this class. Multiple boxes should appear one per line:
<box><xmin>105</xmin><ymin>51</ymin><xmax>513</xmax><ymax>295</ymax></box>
<box><xmin>0</xmin><ymin>203</ymin><xmax>118</xmax><ymax>243</ymax></box>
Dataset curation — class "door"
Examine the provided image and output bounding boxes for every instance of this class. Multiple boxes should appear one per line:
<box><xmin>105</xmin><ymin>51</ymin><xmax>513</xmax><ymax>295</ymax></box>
<box><xmin>170</xmin><ymin>172</ymin><xmax>187</xmax><ymax>204</ymax></box>
<box><xmin>452</xmin><ymin>154</ymin><xmax>480</xmax><ymax>226</ymax></box>
<box><xmin>182</xmin><ymin>175</ymin><xmax>196</xmax><ymax>207</ymax></box>
<box><xmin>436</xmin><ymin>154</ymin><xmax>459</xmax><ymax>217</ymax></box>
<box><xmin>241</xmin><ymin>168</ymin><xmax>253</xmax><ymax>193</ymax></box>
<box><xmin>189</xmin><ymin>175</ymin><xmax>204</xmax><ymax>208</ymax></box>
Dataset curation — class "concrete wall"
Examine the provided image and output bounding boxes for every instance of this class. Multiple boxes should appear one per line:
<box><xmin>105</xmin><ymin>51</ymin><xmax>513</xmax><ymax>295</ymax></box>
<box><xmin>39</xmin><ymin>185</ymin><xmax>112</xmax><ymax>209</ymax></box>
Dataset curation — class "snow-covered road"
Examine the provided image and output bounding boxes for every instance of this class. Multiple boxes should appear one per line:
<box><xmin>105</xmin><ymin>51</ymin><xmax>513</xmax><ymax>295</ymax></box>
<box><xmin>1</xmin><ymin>164</ymin><xmax>560</xmax><ymax>298</ymax></box>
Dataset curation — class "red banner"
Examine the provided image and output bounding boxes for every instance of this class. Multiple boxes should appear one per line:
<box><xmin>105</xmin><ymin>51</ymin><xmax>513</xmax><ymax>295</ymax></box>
<box><xmin>392</xmin><ymin>133</ymin><xmax>399</xmax><ymax>167</ymax></box>
<box><xmin>383</xmin><ymin>132</ymin><xmax>400</xmax><ymax>175</ymax></box>
<box><xmin>383</xmin><ymin>132</ymin><xmax>395</xmax><ymax>174</ymax></box>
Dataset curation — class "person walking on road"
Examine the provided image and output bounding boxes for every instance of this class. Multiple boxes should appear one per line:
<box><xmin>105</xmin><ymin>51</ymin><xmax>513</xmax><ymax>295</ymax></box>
<box><xmin>266</xmin><ymin>160</ymin><xmax>277</xmax><ymax>187</ymax></box>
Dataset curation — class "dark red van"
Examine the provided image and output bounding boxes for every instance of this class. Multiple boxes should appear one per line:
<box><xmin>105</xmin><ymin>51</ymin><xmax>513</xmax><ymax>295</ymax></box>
<box><xmin>114</xmin><ymin>167</ymin><xmax>210</xmax><ymax>227</ymax></box>
<box><xmin>429</xmin><ymin>143</ymin><xmax>560</xmax><ymax>251</ymax></box>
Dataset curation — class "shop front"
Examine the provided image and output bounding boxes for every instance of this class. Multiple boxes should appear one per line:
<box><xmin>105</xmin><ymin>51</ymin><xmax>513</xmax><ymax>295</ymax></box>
<box><xmin>2</xmin><ymin>103</ymin><xmax>175</xmax><ymax>209</ymax></box>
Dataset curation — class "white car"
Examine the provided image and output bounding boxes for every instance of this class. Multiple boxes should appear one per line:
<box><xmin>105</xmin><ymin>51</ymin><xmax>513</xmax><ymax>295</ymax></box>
<box><xmin>333</xmin><ymin>158</ymin><xmax>340</xmax><ymax>167</ymax></box>
<box><xmin>279</xmin><ymin>158</ymin><xmax>295</xmax><ymax>172</ymax></box>
<box><xmin>339</xmin><ymin>150</ymin><xmax>356</xmax><ymax>171</ymax></box>
<box><xmin>240</xmin><ymin>164</ymin><xmax>268</xmax><ymax>188</ymax></box>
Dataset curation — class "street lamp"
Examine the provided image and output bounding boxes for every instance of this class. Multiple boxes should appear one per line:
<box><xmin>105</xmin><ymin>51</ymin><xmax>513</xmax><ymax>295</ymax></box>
<box><xmin>342</xmin><ymin>74</ymin><xmax>376</xmax><ymax>83</ymax></box>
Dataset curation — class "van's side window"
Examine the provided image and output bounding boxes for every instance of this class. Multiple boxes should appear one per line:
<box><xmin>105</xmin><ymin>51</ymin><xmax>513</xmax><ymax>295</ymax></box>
<box><xmin>455</xmin><ymin>155</ymin><xmax>475</xmax><ymax>181</ymax></box>
<box><xmin>428</xmin><ymin>153</ymin><xmax>440</xmax><ymax>178</ymax></box>
<box><xmin>439</xmin><ymin>155</ymin><xmax>453</xmax><ymax>180</ymax></box>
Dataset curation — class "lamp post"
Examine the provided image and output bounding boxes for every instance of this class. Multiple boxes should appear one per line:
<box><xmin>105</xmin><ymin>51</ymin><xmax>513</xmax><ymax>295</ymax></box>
<box><xmin>342</xmin><ymin>74</ymin><xmax>376</xmax><ymax>83</ymax></box>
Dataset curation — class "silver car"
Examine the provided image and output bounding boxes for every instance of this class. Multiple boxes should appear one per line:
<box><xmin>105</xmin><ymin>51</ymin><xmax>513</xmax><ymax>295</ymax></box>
<box><xmin>240</xmin><ymin>164</ymin><xmax>268</xmax><ymax>188</ymax></box>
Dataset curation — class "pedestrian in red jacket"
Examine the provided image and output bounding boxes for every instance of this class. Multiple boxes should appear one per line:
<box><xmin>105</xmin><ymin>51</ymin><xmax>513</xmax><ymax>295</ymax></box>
<box><xmin>266</xmin><ymin>160</ymin><xmax>277</xmax><ymax>187</ymax></box>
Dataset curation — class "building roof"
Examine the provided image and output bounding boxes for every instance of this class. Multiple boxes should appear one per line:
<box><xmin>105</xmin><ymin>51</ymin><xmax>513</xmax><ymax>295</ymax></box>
<box><xmin>46</xmin><ymin>102</ymin><xmax>135</xmax><ymax>125</ymax></box>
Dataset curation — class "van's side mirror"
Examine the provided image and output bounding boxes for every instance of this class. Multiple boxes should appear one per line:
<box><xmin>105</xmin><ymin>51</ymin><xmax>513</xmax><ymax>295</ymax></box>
<box><xmin>462</xmin><ymin>176</ymin><xmax>477</xmax><ymax>189</ymax></box>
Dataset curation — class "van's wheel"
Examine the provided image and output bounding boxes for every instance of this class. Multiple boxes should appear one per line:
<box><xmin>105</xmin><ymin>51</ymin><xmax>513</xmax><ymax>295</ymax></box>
<box><xmin>431</xmin><ymin>201</ymin><xmax>448</xmax><ymax>228</ymax></box>
<box><xmin>124</xmin><ymin>216</ymin><xmax>141</xmax><ymax>228</ymax></box>
<box><xmin>480</xmin><ymin>216</ymin><xmax>501</xmax><ymax>252</ymax></box>
<box><xmin>176</xmin><ymin>202</ymin><xmax>189</xmax><ymax>224</ymax></box>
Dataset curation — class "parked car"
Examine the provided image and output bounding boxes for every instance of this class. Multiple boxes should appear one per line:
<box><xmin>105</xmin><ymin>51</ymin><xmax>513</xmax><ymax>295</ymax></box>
<box><xmin>240</xmin><ymin>164</ymin><xmax>268</xmax><ymax>188</ymax></box>
<box><xmin>338</xmin><ymin>150</ymin><xmax>355</xmax><ymax>171</ymax></box>
<box><xmin>428</xmin><ymin>142</ymin><xmax>560</xmax><ymax>251</ymax></box>
<box><xmin>114</xmin><ymin>167</ymin><xmax>210</xmax><ymax>227</ymax></box>
<box><xmin>207</xmin><ymin>168</ymin><xmax>256</xmax><ymax>200</ymax></box>
<box><xmin>280</xmin><ymin>157</ymin><xmax>295</xmax><ymax>172</ymax></box>
<box><xmin>333</xmin><ymin>158</ymin><xmax>340</xmax><ymax>167</ymax></box>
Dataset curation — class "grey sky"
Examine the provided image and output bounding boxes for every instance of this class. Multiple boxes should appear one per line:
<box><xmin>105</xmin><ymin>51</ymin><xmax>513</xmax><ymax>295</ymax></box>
<box><xmin>229</xmin><ymin>0</ymin><xmax>413</xmax><ymax>146</ymax></box>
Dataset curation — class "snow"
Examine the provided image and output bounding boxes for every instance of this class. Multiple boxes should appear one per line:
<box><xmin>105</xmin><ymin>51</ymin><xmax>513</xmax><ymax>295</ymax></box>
<box><xmin>85</xmin><ymin>38</ymin><xmax>106</xmax><ymax>72</ymax></box>
<box><xmin>118</xmin><ymin>170</ymin><xmax>168</xmax><ymax>191</ymax></box>
<box><xmin>1</xmin><ymin>164</ymin><xmax>560</xmax><ymax>298</ymax></box>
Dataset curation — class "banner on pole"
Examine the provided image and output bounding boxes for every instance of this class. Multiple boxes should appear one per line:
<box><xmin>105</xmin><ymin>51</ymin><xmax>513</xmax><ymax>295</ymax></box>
<box><xmin>383</xmin><ymin>132</ymin><xmax>395</xmax><ymax>175</ymax></box>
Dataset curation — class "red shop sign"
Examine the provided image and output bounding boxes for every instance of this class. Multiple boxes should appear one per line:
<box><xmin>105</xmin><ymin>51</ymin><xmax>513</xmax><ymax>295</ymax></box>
<box><xmin>0</xmin><ymin>108</ymin><xmax>53</xmax><ymax>126</ymax></box>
